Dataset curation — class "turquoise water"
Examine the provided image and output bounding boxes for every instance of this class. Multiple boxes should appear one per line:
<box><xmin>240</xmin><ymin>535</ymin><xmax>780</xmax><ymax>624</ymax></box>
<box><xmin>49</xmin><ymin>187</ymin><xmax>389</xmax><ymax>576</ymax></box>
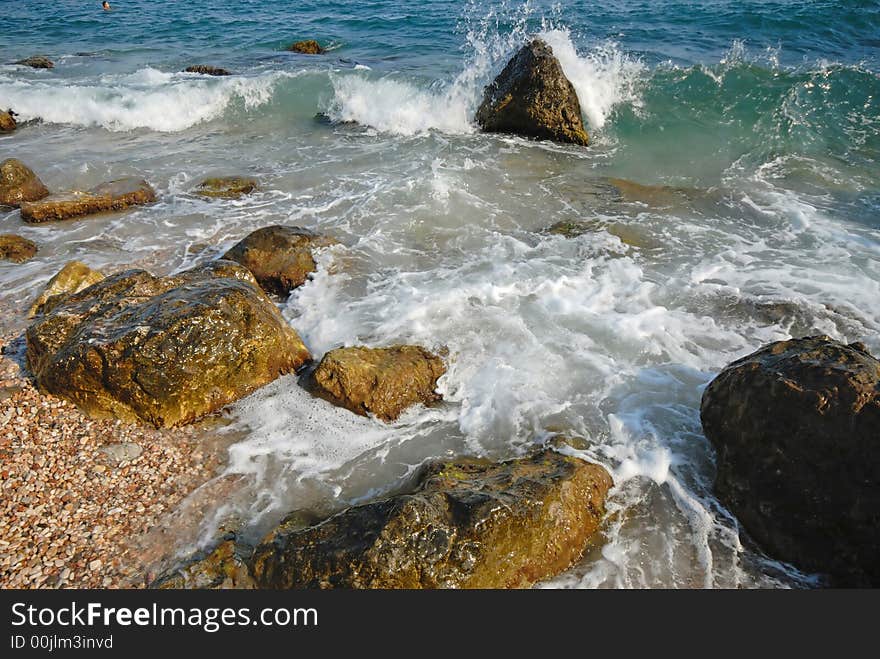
<box><xmin>1</xmin><ymin>1</ymin><xmax>879</xmax><ymax>588</ymax></box>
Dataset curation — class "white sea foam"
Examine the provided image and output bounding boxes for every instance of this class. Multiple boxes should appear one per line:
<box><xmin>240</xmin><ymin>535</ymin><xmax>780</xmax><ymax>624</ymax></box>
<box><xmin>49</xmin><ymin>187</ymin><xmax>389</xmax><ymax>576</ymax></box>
<box><xmin>0</xmin><ymin>67</ymin><xmax>287</xmax><ymax>131</ymax></box>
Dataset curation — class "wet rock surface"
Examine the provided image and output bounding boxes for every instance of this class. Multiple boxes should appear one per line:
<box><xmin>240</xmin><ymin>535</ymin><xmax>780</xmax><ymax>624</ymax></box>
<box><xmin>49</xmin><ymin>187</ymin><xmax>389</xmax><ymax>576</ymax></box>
<box><xmin>15</xmin><ymin>56</ymin><xmax>54</xmax><ymax>69</ymax></box>
<box><xmin>194</xmin><ymin>176</ymin><xmax>258</xmax><ymax>199</ymax></box>
<box><xmin>28</xmin><ymin>261</ymin><xmax>106</xmax><ymax>318</ymax></box>
<box><xmin>20</xmin><ymin>177</ymin><xmax>157</xmax><ymax>223</ymax></box>
<box><xmin>25</xmin><ymin>260</ymin><xmax>311</xmax><ymax>428</ymax></box>
<box><xmin>0</xmin><ymin>159</ymin><xmax>50</xmax><ymax>208</ymax></box>
<box><xmin>222</xmin><ymin>225</ymin><xmax>334</xmax><ymax>296</ymax></box>
<box><xmin>0</xmin><ymin>234</ymin><xmax>38</xmax><ymax>263</ymax></box>
<box><xmin>0</xmin><ymin>109</ymin><xmax>16</xmax><ymax>133</ymax></box>
<box><xmin>183</xmin><ymin>65</ymin><xmax>231</xmax><ymax>76</ymax></box>
<box><xmin>289</xmin><ymin>40</ymin><xmax>325</xmax><ymax>54</ymax></box>
<box><xmin>476</xmin><ymin>39</ymin><xmax>589</xmax><ymax>146</ymax></box>
<box><xmin>701</xmin><ymin>335</ymin><xmax>880</xmax><ymax>586</ymax></box>
<box><xmin>308</xmin><ymin>345</ymin><xmax>446</xmax><ymax>422</ymax></box>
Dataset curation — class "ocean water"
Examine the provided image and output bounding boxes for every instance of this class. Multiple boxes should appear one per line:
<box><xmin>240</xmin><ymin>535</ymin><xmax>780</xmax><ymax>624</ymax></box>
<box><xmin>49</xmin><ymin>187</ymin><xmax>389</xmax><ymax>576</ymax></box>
<box><xmin>2</xmin><ymin>0</ymin><xmax>879</xmax><ymax>588</ymax></box>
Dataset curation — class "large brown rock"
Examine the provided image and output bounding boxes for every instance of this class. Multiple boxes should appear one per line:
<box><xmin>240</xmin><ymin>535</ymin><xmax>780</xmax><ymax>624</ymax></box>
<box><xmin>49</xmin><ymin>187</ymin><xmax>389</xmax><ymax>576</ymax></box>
<box><xmin>25</xmin><ymin>260</ymin><xmax>311</xmax><ymax>428</ymax></box>
<box><xmin>0</xmin><ymin>109</ymin><xmax>16</xmax><ymax>133</ymax></box>
<box><xmin>28</xmin><ymin>260</ymin><xmax>105</xmax><ymax>317</ymax></box>
<box><xmin>475</xmin><ymin>39</ymin><xmax>589</xmax><ymax>146</ymax></box>
<box><xmin>20</xmin><ymin>177</ymin><xmax>156</xmax><ymax>223</ymax></box>
<box><xmin>0</xmin><ymin>234</ymin><xmax>37</xmax><ymax>263</ymax></box>
<box><xmin>308</xmin><ymin>345</ymin><xmax>446</xmax><ymax>422</ymax></box>
<box><xmin>289</xmin><ymin>40</ymin><xmax>325</xmax><ymax>55</ymax></box>
<box><xmin>222</xmin><ymin>225</ymin><xmax>334</xmax><ymax>296</ymax></box>
<box><xmin>195</xmin><ymin>176</ymin><xmax>258</xmax><ymax>199</ymax></box>
<box><xmin>155</xmin><ymin>449</ymin><xmax>612</xmax><ymax>589</ymax></box>
<box><xmin>15</xmin><ymin>56</ymin><xmax>53</xmax><ymax>69</ymax></box>
<box><xmin>0</xmin><ymin>159</ymin><xmax>50</xmax><ymax>208</ymax></box>
<box><xmin>700</xmin><ymin>336</ymin><xmax>880</xmax><ymax>586</ymax></box>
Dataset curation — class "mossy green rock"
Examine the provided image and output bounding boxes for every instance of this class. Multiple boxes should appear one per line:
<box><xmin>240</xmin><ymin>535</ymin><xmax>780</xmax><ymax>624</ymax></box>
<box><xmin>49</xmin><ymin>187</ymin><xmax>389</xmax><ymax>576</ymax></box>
<box><xmin>28</xmin><ymin>261</ymin><xmax>105</xmax><ymax>317</ymax></box>
<box><xmin>194</xmin><ymin>176</ymin><xmax>257</xmax><ymax>199</ymax></box>
<box><xmin>0</xmin><ymin>159</ymin><xmax>50</xmax><ymax>208</ymax></box>
<box><xmin>309</xmin><ymin>345</ymin><xmax>446</xmax><ymax>422</ymax></box>
<box><xmin>476</xmin><ymin>39</ymin><xmax>589</xmax><ymax>146</ymax></box>
<box><xmin>222</xmin><ymin>225</ymin><xmax>335</xmax><ymax>296</ymax></box>
<box><xmin>0</xmin><ymin>234</ymin><xmax>37</xmax><ymax>263</ymax></box>
<box><xmin>25</xmin><ymin>260</ymin><xmax>311</xmax><ymax>427</ymax></box>
<box><xmin>252</xmin><ymin>450</ymin><xmax>612</xmax><ymax>588</ymax></box>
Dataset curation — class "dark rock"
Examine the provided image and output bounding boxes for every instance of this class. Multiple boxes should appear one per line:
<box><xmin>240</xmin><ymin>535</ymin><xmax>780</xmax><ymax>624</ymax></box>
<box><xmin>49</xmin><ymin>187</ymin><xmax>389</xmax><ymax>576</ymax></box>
<box><xmin>183</xmin><ymin>65</ymin><xmax>232</xmax><ymax>76</ymax></box>
<box><xmin>0</xmin><ymin>159</ymin><xmax>50</xmax><ymax>208</ymax></box>
<box><xmin>20</xmin><ymin>177</ymin><xmax>156</xmax><ymax>223</ymax></box>
<box><xmin>475</xmin><ymin>39</ymin><xmax>589</xmax><ymax>146</ymax></box>
<box><xmin>0</xmin><ymin>234</ymin><xmax>37</xmax><ymax>263</ymax></box>
<box><xmin>222</xmin><ymin>225</ymin><xmax>334</xmax><ymax>296</ymax></box>
<box><xmin>0</xmin><ymin>109</ymin><xmax>16</xmax><ymax>133</ymax></box>
<box><xmin>25</xmin><ymin>261</ymin><xmax>312</xmax><ymax>428</ymax></box>
<box><xmin>308</xmin><ymin>345</ymin><xmax>446</xmax><ymax>422</ymax></box>
<box><xmin>28</xmin><ymin>261</ymin><xmax>105</xmax><ymax>318</ymax></box>
<box><xmin>194</xmin><ymin>176</ymin><xmax>258</xmax><ymax>199</ymax></box>
<box><xmin>15</xmin><ymin>56</ymin><xmax>54</xmax><ymax>69</ymax></box>
<box><xmin>289</xmin><ymin>40</ymin><xmax>325</xmax><ymax>55</ymax></box>
<box><xmin>700</xmin><ymin>335</ymin><xmax>880</xmax><ymax>586</ymax></box>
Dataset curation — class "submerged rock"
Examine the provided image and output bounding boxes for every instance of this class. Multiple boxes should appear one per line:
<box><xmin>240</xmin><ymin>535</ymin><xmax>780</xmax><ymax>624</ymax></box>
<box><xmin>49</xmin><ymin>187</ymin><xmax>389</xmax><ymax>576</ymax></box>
<box><xmin>475</xmin><ymin>39</ymin><xmax>589</xmax><ymax>146</ymax></box>
<box><xmin>0</xmin><ymin>234</ymin><xmax>37</xmax><ymax>263</ymax></box>
<box><xmin>289</xmin><ymin>40</ymin><xmax>325</xmax><ymax>55</ymax></box>
<box><xmin>308</xmin><ymin>345</ymin><xmax>446</xmax><ymax>422</ymax></box>
<box><xmin>15</xmin><ymin>56</ymin><xmax>54</xmax><ymax>69</ymax></box>
<box><xmin>194</xmin><ymin>176</ymin><xmax>258</xmax><ymax>199</ymax></box>
<box><xmin>155</xmin><ymin>449</ymin><xmax>612</xmax><ymax>589</ymax></box>
<box><xmin>0</xmin><ymin>159</ymin><xmax>50</xmax><ymax>208</ymax></box>
<box><xmin>252</xmin><ymin>450</ymin><xmax>612</xmax><ymax>588</ymax></box>
<box><xmin>25</xmin><ymin>261</ymin><xmax>311</xmax><ymax>428</ymax></box>
<box><xmin>547</xmin><ymin>219</ymin><xmax>655</xmax><ymax>249</ymax></box>
<box><xmin>700</xmin><ymin>336</ymin><xmax>880</xmax><ymax>586</ymax></box>
<box><xmin>98</xmin><ymin>442</ymin><xmax>144</xmax><ymax>467</ymax></box>
<box><xmin>0</xmin><ymin>109</ymin><xmax>16</xmax><ymax>133</ymax></box>
<box><xmin>19</xmin><ymin>177</ymin><xmax>156</xmax><ymax>223</ymax></box>
<box><xmin>222</xmin><ymin>225</ymin><xmax>334</xmax><ymax>296</ymax></box>
<box><xmin>28</xmin><ymin>261</ymin><xmax>106</xmax><ymax>317</ymax></box>
<box><xmin>183</xmin><ymin>65</ymin><xmax>231</xmax><ymax>76</ymax></box>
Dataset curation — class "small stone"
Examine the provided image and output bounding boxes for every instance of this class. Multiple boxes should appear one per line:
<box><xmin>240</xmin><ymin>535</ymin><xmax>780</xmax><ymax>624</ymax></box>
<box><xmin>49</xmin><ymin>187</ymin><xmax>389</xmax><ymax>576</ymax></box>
<box><xmin>98</xmin><ymin>442</ymin><xmax>143</xmax><ymax>466</ymax></box>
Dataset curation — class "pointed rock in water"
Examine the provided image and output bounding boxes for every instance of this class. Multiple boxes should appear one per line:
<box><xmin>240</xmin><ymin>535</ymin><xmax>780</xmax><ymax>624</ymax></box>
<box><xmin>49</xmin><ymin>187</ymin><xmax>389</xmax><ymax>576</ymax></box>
<box><xmin>701</xmin><ymin>335</ymin><xmax>880</xmax><ymax>587</ymax></box>
<box><xmin>153</xmin><ymin>449</ymin><xmax>612</xmax><ymax>589</ymax></box>
<box><xmin>222</xmin><ymin>225</ymin><xmax>335</xmax><ymax>296</ymax></box>
<box><xmin>289</xmin><ymin>39</ymin><xmax>325</xmax><ymax>54</ymax></box>
<box><xmin>183</xmin><ymin>65</ymin><xmax>232</xmax><ymax>76</ymax></box>
<box><xmin>28</xmin><ymin>260</ymin><xmax>106</xmax><ymax>317</ymax></box>
<box><xmin>15</xmin><ymin>56</ymin><xmax>54</xmax><ymax>69</ymax></box>
<box><xmin>19</xmin><ymin>177</ymin><xmax>156</xmax><ymax>223</ymax></box>
<box><xmin>0</xmin><ymin>234</ymin><xmax>37</xmax><ymax>263</ymax></box>
<box><xmin>194</xmin><ymin>176</ymin><xmax>258</xmax><ymax>199</ymax></box>
<box><xmin>308</xmin><ymin>345</ymin><xmax>446</xmax><ymax>422</ymax></box>
<box><xmin>0</xmin><ymin>159</ymin><xmax>50</xmax><ymax>208</ymax></box>
<box><xmin>0</xmin><ymin>109</ymin><xmax>16</xmax><ymax>133</ymax></box>
<box><xmin>475</xmin><ymin>39</ymin><xmax>589</xmax><ymax>146</ymax></box>
<box><xmin>25</xmin><ymin>260</ymin><xmax>311</xmax><ymax>428</ymax></box>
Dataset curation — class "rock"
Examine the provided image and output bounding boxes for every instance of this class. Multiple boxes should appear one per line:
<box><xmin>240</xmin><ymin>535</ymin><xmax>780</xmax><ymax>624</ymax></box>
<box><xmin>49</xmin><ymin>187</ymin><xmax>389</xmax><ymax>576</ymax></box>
<box><xmin>28</xmin><ymin>261</ymin><xmax>106</xmax><ymax>318</ymax></box>
<box><xmin>194</xmin><ymin>176</ymin><xmax>258</xmax><ymax>199</ymax></box>
<box><xmin>98</xmin><ymin>442</ymin><xmax>143</xmax><ymax>467</ymax></box>
<box><xmin>250</xmin><ymin>449</ymin><xmax>612</xmax><ymax>588</ymax></box>
<box><xmin>154</xmin><ymin>537</ymin><xmax>256</xmax><ymax>589</ymax></box>
<box><xmin>19</xmin><ymin>177</ymin><xmax>156</xmax><ymax>223</ymax></box>
<box><xmin>0</xmin><ymin>109</ymin><xmax>16</xmax><ymax>133</ymax></box>
<box><xmin>25</xmin><ymin>260</ymin><xmax>311</xmax><ymax>428</ymax></box>
<box><xmin>0</xmin><ymin>235</ymin><xmax>37</xmax><ymax>263</ymax></box>
<box><xmin>308</xmin><ymin>345</ymin><xmax>446</xmax><ymax>422</ymax></box>
<box><xmin>475</xmin><ymin>39</ymin><xmax>589</xmax><ymax>146</ymax></box>
<box><xmin>0</xmin><ymin>159</ymin><xmax>50</xmax><ymax>208</ymax></box>
<box><xmin>289</xmin><ymin>40</ymin><xmax>325</xmax><ymax>55</ymax></box>
<box><xmin>15</xmin><ymin>56</ymin><xmax>54</xmax><ymax>69</ymax></box>
<box><xmin>700</xmin><ymin>335</ymin><xmax>880</xmax><ymax>586</ymax></box>
<box><xmin>222</xmin><ymin>225</ymin><xmax>334</xmax><ymax>296</ymax></box>
<box><xmin>547</xmin><ymin>219</ymin><xmax>655</xmax><ymax>249</ymax></box>
<box><xmin>183</xmin><ymin>65</ymin><xmax>231</xmax><ymax>76</ymax></box>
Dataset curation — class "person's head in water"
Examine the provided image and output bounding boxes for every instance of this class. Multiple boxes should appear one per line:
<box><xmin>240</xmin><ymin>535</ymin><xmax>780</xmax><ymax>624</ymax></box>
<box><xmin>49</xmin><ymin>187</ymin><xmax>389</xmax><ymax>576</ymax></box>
<box><xmin>102</xmin><ymin>1</ymin><xmax>110</xmax><ymax>10</ymax></box>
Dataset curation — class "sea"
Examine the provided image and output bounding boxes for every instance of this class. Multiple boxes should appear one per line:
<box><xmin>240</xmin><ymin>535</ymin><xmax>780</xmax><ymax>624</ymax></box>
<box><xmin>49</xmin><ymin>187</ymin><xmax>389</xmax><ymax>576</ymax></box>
<box><xmin>1</xmin><ymin>0</ymin><xmax>879</xmax><ymax>588</ymax></box>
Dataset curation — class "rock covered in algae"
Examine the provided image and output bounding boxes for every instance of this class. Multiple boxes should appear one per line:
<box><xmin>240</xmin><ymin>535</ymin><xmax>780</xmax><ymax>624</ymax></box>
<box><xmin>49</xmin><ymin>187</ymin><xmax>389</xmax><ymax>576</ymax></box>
<box><xmin>194</xmin><ymin>176</ymin><xmax>258</xmax><ymax>198</ymax></box>
<box><xmin>701</xmin><ymin>335</ymin><xmax>880</xmax><ymax>586</ymax></box>
<box><xmin>308</xmin><ymin>345</ymin><xmax>446</xmax><ymax>422</ymax></box>
<box><xmin>25</xmin><ymin>260</ymin><xmax>311</xmax><ymax>428</ymax></box>
<box><xmin>183</xmin><ymin>65</ymin><xmax>231</xmax><ymax>76</ymax></box>
<box><xmin>222</xmin><ymin>225</ymin><xmax>335</xmax><ymax>296</ymax></box>
<box><xmin>0</xmin><ymin>159</ymin><xmax>50</xmax><ymax>208</ymax></box>
<box><xmin>28</xmin><ymin>261</ymin><xmax>106</xmax><ymax>317</ymax></box>
<box><xmin>0</xmin><ymin>234</ymin><xmax>37</xmax><ymax>263</ymax></box>
<box><xmin>20</xmin><ymin>177</ymin><xmax>156</xmax><ymax>223</ymax></box>
<box><xmin>289</xmin><ymin>40</ymin><xmax>325</xmax><ymax>54</ymax></box>
<box><xmin>475</xmin><ymin>39</ymin><xmax>589</xmax><ymax>146</ymax></box>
